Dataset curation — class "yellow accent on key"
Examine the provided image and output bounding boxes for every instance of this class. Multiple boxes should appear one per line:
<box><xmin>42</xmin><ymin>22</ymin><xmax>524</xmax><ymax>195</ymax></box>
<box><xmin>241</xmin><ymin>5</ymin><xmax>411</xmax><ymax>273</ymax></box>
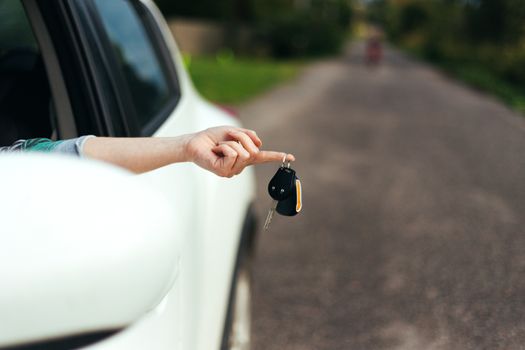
<box><xmin>295</xmin><ymin>179</ymin><xmax>302</xmax><ymax>212</ymax></box>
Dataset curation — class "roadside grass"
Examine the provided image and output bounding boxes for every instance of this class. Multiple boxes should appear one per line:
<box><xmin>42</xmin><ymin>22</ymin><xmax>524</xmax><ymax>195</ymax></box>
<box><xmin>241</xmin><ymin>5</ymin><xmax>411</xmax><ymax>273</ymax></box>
<box><xmin>443</xmin><ymin>64</ymin><xmax>525</xmax><ymax>114</ymax></box>
<box><xmin>402</xmin><ymin>46</ymin><xmax>525</xmax><ymax>114</ymax></box>
<box><xmin>185</xmin><ymin>54</ymin><xmax>302</xmax><ymax>105</ymax></box>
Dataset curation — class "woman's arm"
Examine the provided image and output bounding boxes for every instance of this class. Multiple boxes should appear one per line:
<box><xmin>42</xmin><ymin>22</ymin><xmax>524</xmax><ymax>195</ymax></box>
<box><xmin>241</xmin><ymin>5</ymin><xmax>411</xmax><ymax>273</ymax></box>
<box><xmin>0</xmin><ymin>136</ymin><xmax>93</xmax><ymax>155</ymax></box>
<box><xmin>0</xmin><ymin>126</ymin><xmax>294</xmax><ymax>176</ymax></box>
<box><xmin>83</xmin><ymin>126</ymin><xmax>294</xmax><ymax>176</ymax></box>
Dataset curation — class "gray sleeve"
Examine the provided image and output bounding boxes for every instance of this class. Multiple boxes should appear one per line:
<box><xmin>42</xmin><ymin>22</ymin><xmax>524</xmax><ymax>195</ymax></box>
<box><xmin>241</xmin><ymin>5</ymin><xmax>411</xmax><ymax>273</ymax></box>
<box><xmin>53</xmin><ymin>135</ymin><xmax>96</xmax><ymax>157</ymax></box>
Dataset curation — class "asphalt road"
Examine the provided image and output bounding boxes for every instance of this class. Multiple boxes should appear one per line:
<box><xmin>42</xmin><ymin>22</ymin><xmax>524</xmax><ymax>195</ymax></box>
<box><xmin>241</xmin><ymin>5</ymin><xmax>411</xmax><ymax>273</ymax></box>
<box><xmin>239</xmin><ymin>42</ymin><xmax>525</xmax><ymax>350</ymax></box>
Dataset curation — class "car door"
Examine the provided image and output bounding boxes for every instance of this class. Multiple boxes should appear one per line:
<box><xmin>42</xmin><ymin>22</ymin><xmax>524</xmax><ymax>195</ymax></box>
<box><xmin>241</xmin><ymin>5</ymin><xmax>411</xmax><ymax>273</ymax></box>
<box><xmin>0</xmin><ymin>0</ymin><xmax>186</xmax><ymax>349</ymax></box>
<box><xmin>4</xmin><ymin>0</ymin><xmax>257</xmax><ymax>348</ymax></box>
<box><xmin>76</xmin><ymin>2</ymin><xmax>232</xmax><ymax>349</ymax></box>
<box><xmin>35</xmin><ymin>1</ymin><xmax>256</xmax><ymax>349</ymax></box>
<box><xmin>82</xmin><ymin>3</ymin><xmax>258</xmax><ymax>349</ymax></box>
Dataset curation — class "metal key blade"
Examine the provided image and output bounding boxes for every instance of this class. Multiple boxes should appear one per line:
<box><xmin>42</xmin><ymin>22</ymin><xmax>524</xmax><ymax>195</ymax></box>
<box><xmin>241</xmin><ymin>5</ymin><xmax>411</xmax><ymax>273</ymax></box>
<box><xmin>263</xmin><ymin>200</ymin><xmax>278</xmax><ymax>230</ymax></box>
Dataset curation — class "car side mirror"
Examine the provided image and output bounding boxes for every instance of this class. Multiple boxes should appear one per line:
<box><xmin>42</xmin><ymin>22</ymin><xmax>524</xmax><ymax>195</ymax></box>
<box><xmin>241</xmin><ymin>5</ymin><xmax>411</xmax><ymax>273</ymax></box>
<box><xmin>0</xmin><ymin>154</ymin><xmax>181</xmax><ymax>348</ymax></box>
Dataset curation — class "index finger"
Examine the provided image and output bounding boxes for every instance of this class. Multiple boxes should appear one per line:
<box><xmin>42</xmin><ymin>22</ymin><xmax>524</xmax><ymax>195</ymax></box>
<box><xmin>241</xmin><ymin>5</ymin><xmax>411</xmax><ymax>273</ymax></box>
<box><xmin>253</xmin><ymin>151</ymin><xmax>295</xmax><ymax>164</ymax></box>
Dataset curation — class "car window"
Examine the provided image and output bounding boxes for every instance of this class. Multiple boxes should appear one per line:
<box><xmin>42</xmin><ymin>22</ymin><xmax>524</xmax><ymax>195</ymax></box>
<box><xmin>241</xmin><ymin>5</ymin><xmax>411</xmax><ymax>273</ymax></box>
<box><xmin>0</xmin><ymin>0</ymin><xmax>54</xmax><ymax>146</ymax></box>
<box><xmin>93</xmin><ymin>0</ymin><xmax>176</xmax><ymax>132</ymax></box>
<box><xmin>0</xmin><ymin>0</ymin><xmax>37</xmax><ymax>50</ymax></box>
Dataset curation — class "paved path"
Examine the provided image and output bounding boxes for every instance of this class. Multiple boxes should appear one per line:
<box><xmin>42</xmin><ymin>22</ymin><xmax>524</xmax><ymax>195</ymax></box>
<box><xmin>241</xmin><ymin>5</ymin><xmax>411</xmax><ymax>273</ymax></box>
<box><xmin>239</xmin><ymin>42</ymin><xmax>525</xmax><ymax>350</ymax></box>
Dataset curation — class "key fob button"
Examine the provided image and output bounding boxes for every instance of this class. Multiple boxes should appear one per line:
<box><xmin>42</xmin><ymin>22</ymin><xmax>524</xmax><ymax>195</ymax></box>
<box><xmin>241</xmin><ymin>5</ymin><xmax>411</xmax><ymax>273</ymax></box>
<box><xmin>268</xmin><ymin>167</ymin><xmax>296</xmax><ymax>201</ymax></box>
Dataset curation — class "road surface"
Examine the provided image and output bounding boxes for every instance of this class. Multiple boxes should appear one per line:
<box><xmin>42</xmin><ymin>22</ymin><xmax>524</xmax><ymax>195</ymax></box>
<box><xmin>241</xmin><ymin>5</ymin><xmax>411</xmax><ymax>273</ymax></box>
<box><xmin>239</xmin><ymin>42</ymin><xmax>525</xmax><ymax>350</ymax></box>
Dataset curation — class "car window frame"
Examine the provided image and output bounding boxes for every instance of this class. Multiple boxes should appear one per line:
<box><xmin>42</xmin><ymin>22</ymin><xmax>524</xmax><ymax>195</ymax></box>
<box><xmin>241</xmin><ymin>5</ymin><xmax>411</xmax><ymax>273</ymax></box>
<box><xmin>34</xmin><ymin>0</ymin><xmax>113</xmax><ymax>138</ymax></box>
<box><xmin>85</xmin><ymin>0</ymin><xmax>181</xmax><ymax>137</ymax></box>
<box><xmin>12</xmin><ymin>0</ymin><xmax>182</xmax><ymax>139</ymax></box>
<box><xmin>20</xmin><ymin>0</ymin><xmax>79</xmax><ymax>139</ymax></box>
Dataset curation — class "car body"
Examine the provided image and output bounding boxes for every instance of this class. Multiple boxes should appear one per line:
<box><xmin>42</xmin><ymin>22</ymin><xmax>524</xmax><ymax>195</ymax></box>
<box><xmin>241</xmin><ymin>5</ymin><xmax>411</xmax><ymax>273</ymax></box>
<box><xmin>0</xmin><ymin>0</ymin><xmax>256</xmax><ymax>349</ymax></box>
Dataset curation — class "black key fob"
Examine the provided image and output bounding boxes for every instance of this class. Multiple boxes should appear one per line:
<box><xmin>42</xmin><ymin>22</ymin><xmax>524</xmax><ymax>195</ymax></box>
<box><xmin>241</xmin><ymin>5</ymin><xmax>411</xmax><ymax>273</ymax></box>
<box><xmin>268</xmin><ymin>167</ymin><xmax>296</xmax><ymax>201</ymax></box>
<box><xmin>276</xmin><ymin>177</ymin><xmax>302</xmax><ymax>216</ymax></box>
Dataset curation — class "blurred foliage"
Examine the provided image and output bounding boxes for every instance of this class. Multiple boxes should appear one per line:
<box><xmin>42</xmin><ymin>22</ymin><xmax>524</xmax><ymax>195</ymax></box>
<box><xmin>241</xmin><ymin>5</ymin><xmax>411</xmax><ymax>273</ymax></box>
<box><xmin>448</xmin><ymin>64</ymin><xmax>525</xmax><ymax>113</ymax></box>
<box><xmin>185</xmin><ymin>52</ymin><xmax>301</xmax><ymax>103</ymax></box>
<box><xmin>154</xmin><ymin>0</ymin><xmax>252</xmax><ymax>21</ymax></box>
<box><xmin>155</xmin><ymin>0</ymin><xmax>355</xmax><ymax>58</ymax></box>
<box><xmin>367</xmin><ymin>0</ymin><xmax>525</xmax><ymax>111</ymax></box>
<box><xmin>254</xmin><ymin>0</ymin><xmax>353</xmax><ymax>57</ymax></box>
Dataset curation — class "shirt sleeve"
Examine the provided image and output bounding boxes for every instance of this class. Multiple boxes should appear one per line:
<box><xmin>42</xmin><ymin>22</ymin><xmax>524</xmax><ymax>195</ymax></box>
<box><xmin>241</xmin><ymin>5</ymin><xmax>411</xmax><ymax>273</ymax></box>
<box><xmin>0</xmin><ymin>136</ymin><xmax>95</xmax><ymax>156</ymax></box>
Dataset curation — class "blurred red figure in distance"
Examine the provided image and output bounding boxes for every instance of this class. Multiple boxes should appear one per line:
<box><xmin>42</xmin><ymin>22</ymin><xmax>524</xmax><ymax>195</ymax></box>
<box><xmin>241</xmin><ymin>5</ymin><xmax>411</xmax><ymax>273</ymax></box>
<box><xmin>365</xmin><ymin>26</ymin><xmax>383</xmax><ymax>66</ymax></box>
<box><xmin>366</xmin><ymin>38</ymin><xmax>382</xmax><ymax>65</ymax></box>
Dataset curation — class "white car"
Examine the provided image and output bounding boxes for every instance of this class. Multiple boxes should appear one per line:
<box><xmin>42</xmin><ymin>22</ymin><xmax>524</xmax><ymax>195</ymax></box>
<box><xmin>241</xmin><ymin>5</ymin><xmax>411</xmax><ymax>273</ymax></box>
<box><xmin>0</xmin><ymin>0</ymin><xmax>256</xmax><ymax>349</ymax></box>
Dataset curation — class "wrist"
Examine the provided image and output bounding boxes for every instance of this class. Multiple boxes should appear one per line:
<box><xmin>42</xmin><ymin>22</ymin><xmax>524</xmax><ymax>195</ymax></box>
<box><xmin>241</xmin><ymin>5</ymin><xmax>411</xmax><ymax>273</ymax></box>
<box><xmin>178</xmin><ymin>133</ymin><xmax>195</xmax><ymax>163</ymax></box>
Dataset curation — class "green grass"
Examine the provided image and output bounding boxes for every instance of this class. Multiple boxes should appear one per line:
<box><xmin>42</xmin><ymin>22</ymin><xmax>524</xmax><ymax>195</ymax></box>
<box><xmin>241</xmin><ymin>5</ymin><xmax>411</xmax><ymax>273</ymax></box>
<box><xmin>401</xmin><ymin>45</ymin><xmax>525</xmax><ymax>114</ymax></box>
<box><xmin>444</xmin><ymin>64</ymin><xmax>525</xmax><ymax>114</ymax></box>
<box><xmin>185</xmin><ymin>54</ymin><xmax>301</xmax><ymax>105</ymax></box>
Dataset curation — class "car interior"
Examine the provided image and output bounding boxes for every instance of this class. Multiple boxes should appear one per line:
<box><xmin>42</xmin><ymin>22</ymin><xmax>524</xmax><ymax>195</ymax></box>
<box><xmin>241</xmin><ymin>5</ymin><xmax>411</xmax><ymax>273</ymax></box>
<box><xmin>0</xmin><ymin>0</ymin><xmax>55</xmax><ymax>147</ymax></box>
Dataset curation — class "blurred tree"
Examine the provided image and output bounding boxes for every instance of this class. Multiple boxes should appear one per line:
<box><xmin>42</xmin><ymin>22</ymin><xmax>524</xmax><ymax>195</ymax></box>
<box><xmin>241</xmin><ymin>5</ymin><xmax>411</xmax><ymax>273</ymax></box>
<box><xmin>155</xmin><ymin>0</ymin><xmax>256</xmax><ymax>53</ymax></box>
<box><xmin>465</xmin><ymin>0</ymin><xmax>525</xmax><ymax>44</ymax></box>
<box><xmin>366</xmin><ymin>0</ymin><xmax>525</xmax><ymax>93</ymax></box>
<box><xmin>369</xmin><ymin>0</ymin><xmax>525</xmax><ymax>45</ymax></box>
<box><xmin>155</xmin><ymin>0</ymin><xmax>355</xmax><ymax>58</ymax></box>
<box><xmin>155</xmin><ymin>0</ymin><xmax>218</xmax><ymax>19</ymax></box>
<box><xmin>253</xmin><ymin>0</ymin><xmax>354</xmax><ymax>57</ymax></box>
<box><xmin>398</xmin><ymin>2</ymin><xmax>427</xmax><ymax>34</ymax></box>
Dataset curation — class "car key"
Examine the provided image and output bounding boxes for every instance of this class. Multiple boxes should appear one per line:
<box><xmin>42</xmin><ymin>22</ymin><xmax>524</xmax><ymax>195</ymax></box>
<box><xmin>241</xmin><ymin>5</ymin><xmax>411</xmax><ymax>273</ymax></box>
<box><xmin>263</xmin><ymin>200</ymin><xmax>278</xmax><ymax>231</ymax></box>
<box><xmin>276</xmin><ymin>177</ymin><xmax>302</xmax><ymax>216</ymax></box>
<box><xmin>264</xmin><ymin>156</ymin><xmax>298</xmax><ymax>230</ymax></box>
<box><xmin>267</xmin><ymin>165</ymin><xmax>296</xmax><ymax>201</ymax></box>
<box><xmin>264</xmin><ymin>157</ymin><xmax>296</xmax><ymax>230</ymax></box>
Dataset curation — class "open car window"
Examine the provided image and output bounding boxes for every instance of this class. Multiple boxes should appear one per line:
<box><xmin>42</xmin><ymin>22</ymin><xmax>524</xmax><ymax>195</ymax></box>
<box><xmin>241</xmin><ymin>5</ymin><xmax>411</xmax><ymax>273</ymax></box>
<box><xmin>0</xmin><ymin>0</ymin><xmax>55</xmax><ymax>146</ymax></box>
<box><xmin>92</xmin><ymin>0</ymin><xmax>180</xmax><ymax>136</ymax></box>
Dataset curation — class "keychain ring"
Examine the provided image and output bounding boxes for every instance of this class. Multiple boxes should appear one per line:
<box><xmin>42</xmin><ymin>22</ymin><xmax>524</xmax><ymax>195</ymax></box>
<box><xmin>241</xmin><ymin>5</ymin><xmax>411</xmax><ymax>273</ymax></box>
<box><xmin>281</xmin><ymin>153</ymin><xmax>293</xmax><ymax>168</ymax></box>
<box><xmin>282</xmin><ymin>153</ymin><xmax>292</xmax><ymax>168</ymax></box>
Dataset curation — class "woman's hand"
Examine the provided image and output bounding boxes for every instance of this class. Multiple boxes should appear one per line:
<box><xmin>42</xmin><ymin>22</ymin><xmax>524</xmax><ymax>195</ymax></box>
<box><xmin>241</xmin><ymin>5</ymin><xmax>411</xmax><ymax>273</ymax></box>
<box><xmin>185</xmin><ymin>126</ymin><xmax>295</xmax><ymax>178</ymax></box>
<box><xmin>82</xmin><ymin>126</ymin><xmax>294</xmax><ymax>175</ymax></box>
